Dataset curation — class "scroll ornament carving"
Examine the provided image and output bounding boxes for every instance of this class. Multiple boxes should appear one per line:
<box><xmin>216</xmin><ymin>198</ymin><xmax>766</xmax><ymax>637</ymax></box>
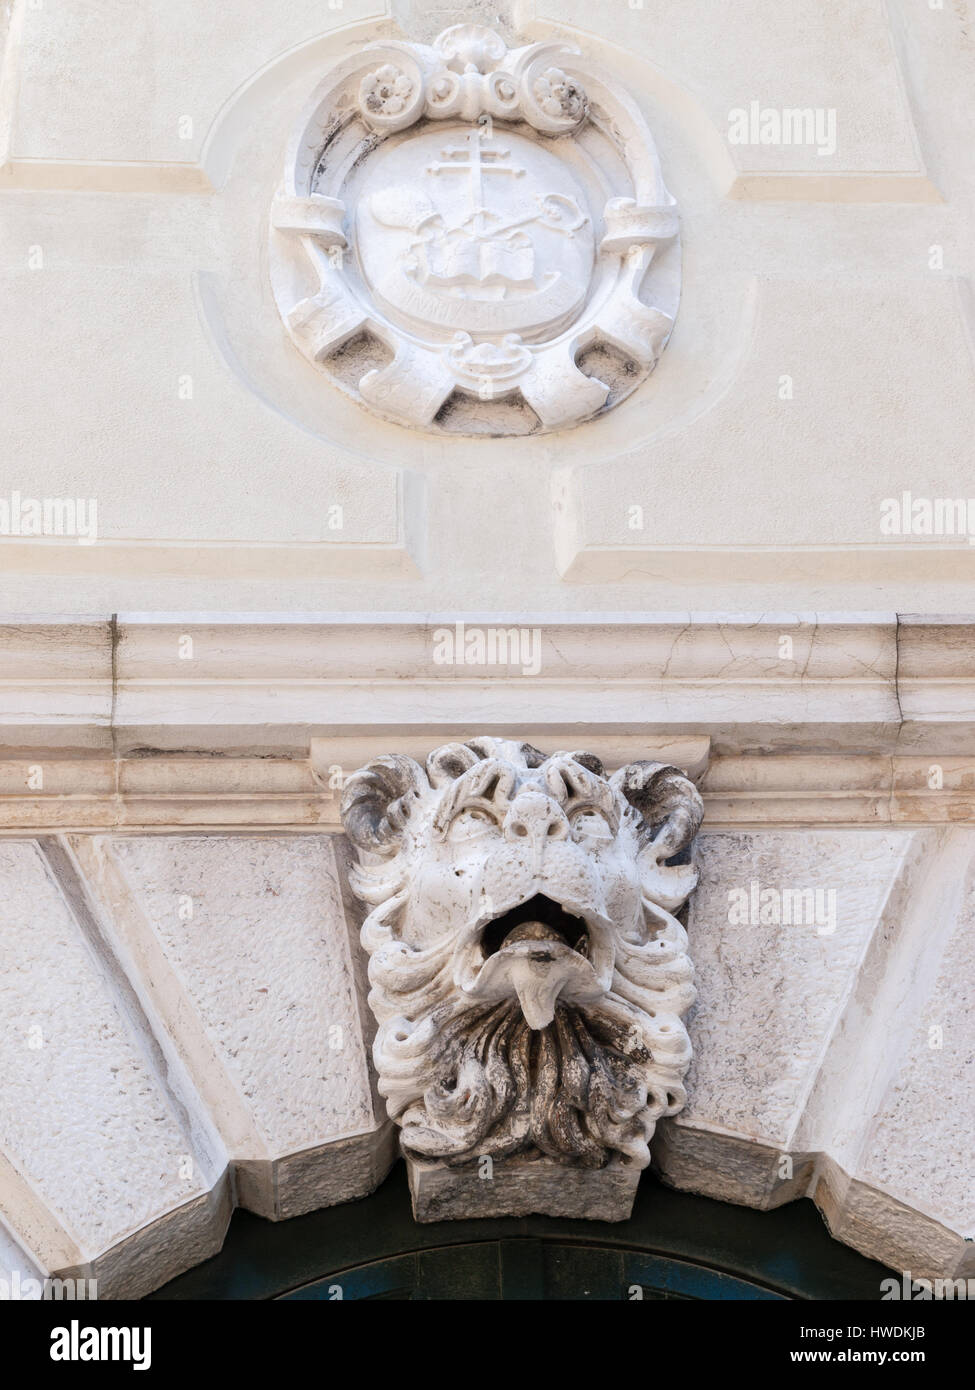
<box><xmin>270</xmin><ymin>26</ymin><xmax>680</xmax><ymax>433</ymax></box>
<box><xmin>340</xmin><ymin>739</ymin><xmax>701</xmax><ymax>1174</ymax></box>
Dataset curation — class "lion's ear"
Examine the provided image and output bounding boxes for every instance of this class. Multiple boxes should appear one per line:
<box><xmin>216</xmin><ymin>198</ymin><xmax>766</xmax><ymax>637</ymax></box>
<box><xmin>566</xmin><ymin>750</ymin><xmax>605</xmax><ymax>778</ymax></box>
<box><xmin>613</xmin><ymin>762</ymin><xmax>703</xmax><ymax>911</ymax></box>
<box><xmin>613</xmin><ymin>761</ymin><xmax>703</xmax><ymax>859</ymax></box>
<box><xmin>340</xmin><ymin>755</ymin><xmax>429</xmax><ymax>855</ymax></box>
<box><xmin>426</xmin><ymin>742</ymin><xmax>482</xmax><ymax>787</ymax></box>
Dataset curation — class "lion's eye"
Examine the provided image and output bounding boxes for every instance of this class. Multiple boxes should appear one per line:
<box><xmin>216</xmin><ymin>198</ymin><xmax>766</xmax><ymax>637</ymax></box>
<box><xmin>448</xmin><ymin>808</ymin><xmax>495</xmax><ymax>841</ymax></box>
<box><xmin>570</xmin><ymin>810</ymin><xmax>613</xmax><ymax>842</ymax></box>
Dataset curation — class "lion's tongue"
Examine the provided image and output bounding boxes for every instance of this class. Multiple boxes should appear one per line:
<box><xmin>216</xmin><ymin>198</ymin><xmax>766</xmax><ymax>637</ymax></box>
<box><xmin>509</xmin><ymin>961</ymin><xmax>570</xmax><ymax>1029</ymax></box>
<box><xmin>502</xmin><ymin>920</ymin><xmax>565</xmax><ymax>948</ymax></box>
<box><xmin>502</xmin><ymin>920</ymin><xmax>574</xmax><ymax>1029</ymax></box>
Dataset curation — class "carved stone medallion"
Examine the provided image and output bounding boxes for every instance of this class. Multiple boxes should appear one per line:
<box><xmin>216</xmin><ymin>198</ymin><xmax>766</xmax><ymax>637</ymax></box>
<box><xmin>270</xmin><ymin>26</ymin><xmax>680</xmax><ymax>434</ymax></box>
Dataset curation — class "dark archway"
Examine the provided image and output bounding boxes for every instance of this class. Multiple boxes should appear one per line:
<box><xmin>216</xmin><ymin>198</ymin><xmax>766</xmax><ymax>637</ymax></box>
<box><xmin>150</xmin><ymin>1163</ymin><xmax>895</xmax><ymax>1301</ymax></box>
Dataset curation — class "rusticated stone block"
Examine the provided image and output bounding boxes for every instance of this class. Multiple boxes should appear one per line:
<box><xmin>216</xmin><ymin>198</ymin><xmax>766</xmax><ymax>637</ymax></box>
<box><xmin>408</xmin><ymin>1155</ymin><xmax>641</xmax><ymax>1223</ymax></box>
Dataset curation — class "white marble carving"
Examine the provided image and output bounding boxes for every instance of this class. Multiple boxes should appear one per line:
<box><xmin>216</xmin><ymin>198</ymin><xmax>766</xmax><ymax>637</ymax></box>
<box><xmin>270</xmin><ymin>26</ymin><xmax>680</xmax><ymax>432</ymax></box>
<box><xmin>340</xmin><ymin>739</ymin><xmax>701</xmax><ymax>1184</ymax></box>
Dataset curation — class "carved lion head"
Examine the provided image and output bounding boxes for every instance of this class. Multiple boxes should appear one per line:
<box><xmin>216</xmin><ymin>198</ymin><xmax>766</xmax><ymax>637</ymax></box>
<box><xmin>341</xmin><ymin>737</ymin><xmax>701</xmax><ymax>1171</ymax></box>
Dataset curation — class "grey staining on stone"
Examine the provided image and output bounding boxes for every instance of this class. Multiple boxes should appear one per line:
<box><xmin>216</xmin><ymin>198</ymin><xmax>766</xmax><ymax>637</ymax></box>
<box><xmin>340</xmin><ymin>738</ymin><xmax>702</xmax><ymax>1170</ymax></box>
<box><xmin>359</xmin><ymin>64</ymin><xmax>416</xmax><ymax>121</ymax></box>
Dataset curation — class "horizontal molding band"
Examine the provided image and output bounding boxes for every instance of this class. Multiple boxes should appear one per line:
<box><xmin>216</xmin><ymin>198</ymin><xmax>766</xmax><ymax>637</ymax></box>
<box><xmin>0</xmin><ymin>751</ymin><xmax>972</xmax><ymax>831</ymax></box>
<box><xmin>0</xmin><ymin>610</ymin><xmax>972</xmax><ymax>834</ymax></box>
<box><xmin>1</xmin><ymin>615</ymin><xmax>973</xmax><ymax>756</ymax></box>
<box><xmin>726</xmin><ymin>172</ymin><xmax>942</xmax><ymax>204</ymax></box>
<box><xmin>0</xmin><ymin>159</ymin><xmax>213</xmax><ymax>194</ymax></box>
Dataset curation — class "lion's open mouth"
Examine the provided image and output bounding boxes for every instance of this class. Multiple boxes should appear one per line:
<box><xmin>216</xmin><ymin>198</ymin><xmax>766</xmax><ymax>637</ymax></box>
<box><xmin>455</xmin><ymin>890</ymin><xmax>612</xmax><ymax>1029</ymax></box>
<box><xmin>480</xmin><ymin>894</ymin><xmax>590</xmax><ymax>960</ymax></box>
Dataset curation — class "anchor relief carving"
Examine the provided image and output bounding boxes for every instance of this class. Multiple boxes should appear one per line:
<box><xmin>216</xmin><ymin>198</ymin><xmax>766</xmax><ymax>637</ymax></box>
<box><xmin>339</xmin><ymin>739</ymin><xmax>702</xmax><ymax>1218</ymax></box>
<box><xmin>270</xmin><ymin>25</ymin><xmax>680</xmax><ymax>433</ymax></box>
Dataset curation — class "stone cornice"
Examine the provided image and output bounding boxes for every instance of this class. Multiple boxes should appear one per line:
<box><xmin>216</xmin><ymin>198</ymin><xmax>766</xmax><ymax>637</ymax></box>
<box><xmin>0</xmin><ymin>614</ymin><xmax>973</xmax><ymax>829</ymax></box>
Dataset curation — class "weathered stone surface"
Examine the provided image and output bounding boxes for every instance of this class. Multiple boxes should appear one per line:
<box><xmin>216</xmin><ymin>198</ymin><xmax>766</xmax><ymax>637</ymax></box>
<box><xmin>269</xmin><ymin>1125</ymin><xmax>398</xmax><ymax>1222</ymax></box>
<box><xmin>0</xmin><ymin>831</ymin><xmax>396</xmax><ymax>1293</ymax></box>
<box><xmin>409</xmin><ymin>1155</ymin><xmax>641</xmax><ymax>1223</ymax></box>
<box><xmin>0</xmin><ymin>839</ymin><xmax>224</xmax><ymax>1277</ymax></box>
<box><xmin>106</xmin><ymin>834</ymin><xmax>374</xmax><ymax>1149</ymax></box>
<box><xmin>82</xmin><ymin>833</ymin><xmax>385</xmax><ymax>1219</ymax></box>
<box><xmin>677</xmin><ymin>829</ymin><xmax>913</xmax><ymax>1148</ymax></box>
<box><xmin>657</xmin><ymin>825</ymin><xmax>975</xmax><ymax>1283</ymax></box>
<box><xmin>833</xmin><ymin>837</ymin><xmax>975</xmax><ymax>1275</ymax></box>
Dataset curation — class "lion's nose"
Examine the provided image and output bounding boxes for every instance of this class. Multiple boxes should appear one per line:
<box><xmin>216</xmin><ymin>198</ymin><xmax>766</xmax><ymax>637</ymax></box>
<box><xmin>503</xmin><ymin>791</ymin><xmax>569</xmax><ymax>847</ymax></box>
